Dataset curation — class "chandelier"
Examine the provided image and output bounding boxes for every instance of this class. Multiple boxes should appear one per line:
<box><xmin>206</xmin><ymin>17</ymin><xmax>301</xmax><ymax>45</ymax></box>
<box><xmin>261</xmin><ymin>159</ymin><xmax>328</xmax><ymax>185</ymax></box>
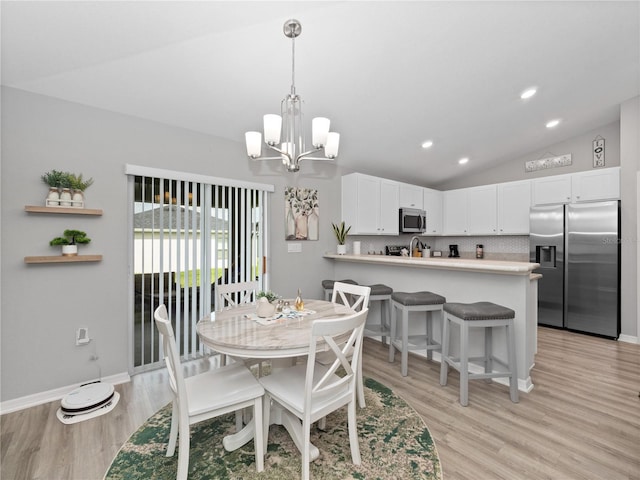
<box><xmin>245</xmin><ymin>19</ymin><xmax>340</xmax><ymax>173</ymax></box>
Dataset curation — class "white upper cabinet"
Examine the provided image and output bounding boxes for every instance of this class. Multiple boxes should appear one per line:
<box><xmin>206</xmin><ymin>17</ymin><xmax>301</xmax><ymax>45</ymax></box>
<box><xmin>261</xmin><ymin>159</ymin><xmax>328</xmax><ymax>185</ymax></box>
<box><xmin>532</xmin><ymin>173</ymin><xmax>573</xmax><ymax>205</ymax></box>
<box><xmin>399</xmin><ymin>183</ymin><xmax>424</xmax><ymax>209</ymax></box>
<box><xmin>497</xmin><ymin>180</ymin><xmax>532</xmax><ymax>234</ymax></box>
<box><xmin>467</xmin><ymin>185</ymin><xmax>498</xmax><ymax>235</ymax></box>
<box><xmin>423</xmin><ymin>188</ymin><xmax>443</xmax><ymax>235</ymax></box>
<box><xmin>571</xmin><ymin>167</ymin><xmax>620</xmax><ymax>203</ymax></box>
<box><xmin>443</xmin><ymin>189</ymin><xmax>468</xmax><ymax>235</ymax></box>
<box><xmin>342</xmin><ymin>173</ymin><xmax>399</xmax><ymax>235</ymax></box>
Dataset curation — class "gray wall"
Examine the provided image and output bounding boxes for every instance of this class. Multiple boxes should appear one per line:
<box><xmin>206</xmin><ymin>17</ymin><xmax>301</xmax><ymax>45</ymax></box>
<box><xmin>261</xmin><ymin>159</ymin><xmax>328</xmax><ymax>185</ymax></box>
<box><xmin>435</xmin><ymin>121</ymin><xmax>621</xmax><ymax>190</ymax></box>
<box><xmin>0</xmin><ymin>87</ymin><xmax>343</xmax><ymax>402</ymax></box>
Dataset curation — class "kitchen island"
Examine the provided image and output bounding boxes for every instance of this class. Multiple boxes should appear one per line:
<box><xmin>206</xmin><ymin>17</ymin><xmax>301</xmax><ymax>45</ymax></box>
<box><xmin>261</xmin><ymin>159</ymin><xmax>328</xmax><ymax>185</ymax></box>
<box><xmin>324</xmin><ymin>253</ymin><xmax>540</xmax><ymax>392</ymax></box>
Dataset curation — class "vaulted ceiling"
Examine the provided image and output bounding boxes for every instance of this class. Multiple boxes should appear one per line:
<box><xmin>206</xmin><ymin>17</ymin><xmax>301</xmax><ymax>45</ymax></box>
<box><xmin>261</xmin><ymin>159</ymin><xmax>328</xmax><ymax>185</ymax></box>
<box><xmin>2</xmin><ymin>1</ymin><xmax>639</xmax><ymax>187</ymax></box>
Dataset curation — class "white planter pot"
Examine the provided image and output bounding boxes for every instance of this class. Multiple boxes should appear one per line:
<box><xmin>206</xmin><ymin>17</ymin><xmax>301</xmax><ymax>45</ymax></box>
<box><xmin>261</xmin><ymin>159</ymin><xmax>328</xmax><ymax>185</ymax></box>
<box><xmin>256</xmin><ymin>297</ymin><xmax>276</xmax><ymax>318</ymax></box>
<box><xmin>62</xmin><ymin>245</ymin><xmax>78</xmax><ymax>256</ymax></box>
<box><xmin>337</xmin><ymin>244</ymin><xmax>347</xmax><ymax>255</ymax></box>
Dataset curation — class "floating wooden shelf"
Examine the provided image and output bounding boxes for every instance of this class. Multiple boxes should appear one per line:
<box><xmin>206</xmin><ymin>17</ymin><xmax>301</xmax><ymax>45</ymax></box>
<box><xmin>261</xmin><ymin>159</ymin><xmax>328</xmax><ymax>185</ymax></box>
<box><xmin>24</xmin><ymin>255</ymin><xmax>103</xmax><ymax>264</ymax></box>
<box><xmin>25</xmin><ymin>205</ymin><xmax>103</xmax><ymax>216</ymax></box>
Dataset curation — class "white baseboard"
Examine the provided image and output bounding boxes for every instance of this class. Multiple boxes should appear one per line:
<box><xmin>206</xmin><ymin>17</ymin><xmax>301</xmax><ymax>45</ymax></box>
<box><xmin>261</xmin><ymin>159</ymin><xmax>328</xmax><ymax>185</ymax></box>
<box><xmin>0</xmin><ymin>372</ymin><xmax>130</xmax><ymax>415</ymax></box>
<box><xmin>618</xmin><ymin>334</ymin><xmax>639</xmax><ymax>344</ymax></box>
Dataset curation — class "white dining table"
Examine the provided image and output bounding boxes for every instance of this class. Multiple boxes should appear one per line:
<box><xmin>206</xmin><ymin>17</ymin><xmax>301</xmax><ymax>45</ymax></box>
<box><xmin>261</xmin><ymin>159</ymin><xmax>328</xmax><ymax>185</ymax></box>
<box><xmin>196</xmin><ymin>298</ymin><xmax>355</xmax><ymax>460</ymax></box>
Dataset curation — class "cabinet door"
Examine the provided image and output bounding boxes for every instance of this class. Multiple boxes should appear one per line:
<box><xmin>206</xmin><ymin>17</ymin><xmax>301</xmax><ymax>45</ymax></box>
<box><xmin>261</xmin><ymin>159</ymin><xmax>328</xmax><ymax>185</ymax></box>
<box><xmin>356</xmin><ymin>175</ymin><xmax>382</xmax><ymax>234</ymax></box>
<box><xmin>498</xmin><ymin>180</ymin><xmax>531</xmax><ymax>234</ymax></box>
<box><xmin>399</xmin><ymin>183</ymin><xmax>424</xmax><ymax>209</ymax></box>
<box><xmin>467</xmin><ymin>185</ymin><xmax>497</xmax><ymax>234</ymax></box>
<box><xmin>423</xmin><ymin>188</ymin><xmax>442</xmax><ymax>234</ymax></box>
<box><xmin>379</xmin><ymin>180</ymin><xmax>400</xmax><ymax>235</ymax></box>
<box><xmin>571</xmin><ymin>167</ymin><xmax>620</xmax><ymax>202</ymax></box>
<box><xmin>532</xmin><ymin>174</ymin><xmax>572</xmax><ymax>205</ymax></box>
<box><xmin>443</xmin><ymin>189</ymin><xmax>468</xmax><ymax>235</ymax></box>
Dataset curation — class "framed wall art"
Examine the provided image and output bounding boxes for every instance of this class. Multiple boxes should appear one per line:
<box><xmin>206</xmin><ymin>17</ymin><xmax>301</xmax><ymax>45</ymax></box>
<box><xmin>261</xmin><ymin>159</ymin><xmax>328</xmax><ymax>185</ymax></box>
<box><xmin>285</xmin><ymin>187</ymin><xmax>319</xmax><ymax>241</ymax></box>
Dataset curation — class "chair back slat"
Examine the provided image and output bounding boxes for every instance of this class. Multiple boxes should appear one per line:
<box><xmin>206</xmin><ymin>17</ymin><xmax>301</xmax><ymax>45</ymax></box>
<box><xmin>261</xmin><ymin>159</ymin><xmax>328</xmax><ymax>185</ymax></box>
<box><xmin>331</xmin><ymin>282</ymin><xmax>371</xmax><ymax>312</ymax></box>
<box><xmin>305</xmin><ymin>309</ymin><xmax>368</xmax><ymax>409</ymax></box>
<box><xmin>154</xmin><ymin>305</ymin><xmax>187</xmax><ymax>405</ymax></box>
<box><xmin>215</xmin><ymin>281</ymin><xmax>259</xmax><ymax>311</ymax></box>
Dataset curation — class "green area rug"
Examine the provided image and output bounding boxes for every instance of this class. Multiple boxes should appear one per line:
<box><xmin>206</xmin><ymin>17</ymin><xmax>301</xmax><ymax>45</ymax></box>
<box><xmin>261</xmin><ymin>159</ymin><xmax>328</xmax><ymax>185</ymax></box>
<box><xmin>105</xmin><ymin>377</ymin><xmax>442</xmax><ymax>479</ymax></box>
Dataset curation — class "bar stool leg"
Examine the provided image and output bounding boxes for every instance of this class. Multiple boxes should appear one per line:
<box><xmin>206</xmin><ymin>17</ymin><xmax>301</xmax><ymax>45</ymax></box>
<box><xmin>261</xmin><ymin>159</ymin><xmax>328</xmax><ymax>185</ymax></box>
<box><xmin>426</xmin><ymin>311</ymin><xmax>433</xmax><ymax>360</ymax></box>
<box><xmin>484</xmin><ymin>325</ymin><xmax>493</xmax><ymax>380</ymax></box>
<box><xmin>507</xmin><ymin>323</ymin><xmax>519</xmax><ymax>403</ymax></box>
<box><xmin>401</xmin><ymin>307</ymin><xmax>410</xmax><ymax>377</ymax></box>
<box><xmin>389</xmin><ymin>303</ymin><xmax>397</xmax><ymax>363</ymax></box>
<box><xmin>439</xmin><ymin>313</ymin><xmax>450</xmax><ymax>386</ymax></box>
<box><xmin>459</xmin><ymin>320</ymin><xmax>470</xmax><ymax>407</ymax></box>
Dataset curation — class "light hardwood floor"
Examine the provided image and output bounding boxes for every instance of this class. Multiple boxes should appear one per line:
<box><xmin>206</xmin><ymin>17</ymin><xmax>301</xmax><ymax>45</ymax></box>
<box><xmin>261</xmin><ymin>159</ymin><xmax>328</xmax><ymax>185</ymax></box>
<box><xmin>1</xmin><ymin>327</ymin><xmax>639</xmax><ymax>480</ymax></box>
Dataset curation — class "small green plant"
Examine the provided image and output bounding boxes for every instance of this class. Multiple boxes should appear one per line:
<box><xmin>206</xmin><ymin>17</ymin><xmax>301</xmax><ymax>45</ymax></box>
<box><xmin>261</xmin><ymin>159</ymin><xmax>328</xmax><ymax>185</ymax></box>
<box><xmin>41</xmin><ymin>170</ymin><xmax>70</xmax><ymax>188</ymax></box>
<box><xmin>68</xmin><ymin>173</ymin><xmax>94</xmax><ymax>191</ymax></box>
<box><xmin>257</xmin><ymin>291</ymin><xmax>278</xmax><ymax>303</ymax></box>
<box><xmin>331</xmin><ymin>221</ymin><xmax>351</xmax><ymax>245</ymax></box>
<box><xmin>50</xmin><ymin>229</ymin><xmax>91</xmax><ymax>246</ymax></box>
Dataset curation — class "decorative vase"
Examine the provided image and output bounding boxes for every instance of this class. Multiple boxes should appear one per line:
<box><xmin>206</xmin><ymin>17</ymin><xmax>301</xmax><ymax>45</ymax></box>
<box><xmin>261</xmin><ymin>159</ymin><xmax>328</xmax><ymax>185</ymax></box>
<box><xmin>46</xmin><ymin>187</ymin><xmax>60</xmax><ymax>206</ymax></box>
<box><xmin>295</xmin><ymin>214</ymin><xmax>308</xmax><ymax>240</ymax></box>
<box><xmin>256</xmin><ymin>297</ymin><xmax>276</xmax><ymax>318</ymax></box>
<box><xmin>62</xmin><ymin>245</ymin><xmax>78</xmax><ymax>256</ymax></box>
<box><xmin>337</xmin><ymin>244</ymin><xmax>347</xmax><ymax>255</ymax></box>
<box><xmin>59</xmin><ymin>188</ymin><xmax>72</xmax><ymax>207</ymax></box>
<box><xmin>307</xmin><ymin>210</ymin><xmax>319</xmax><ymax>240</ymax></box>
<box><xmin>286</xmin><ymin>209</ymin><xmax>296</xmax><ymax>240</ymax></box>
<box><xmin>72</xmin><ymin>190</ymin><xmax>84</xmax><ymax>207</ymax></box>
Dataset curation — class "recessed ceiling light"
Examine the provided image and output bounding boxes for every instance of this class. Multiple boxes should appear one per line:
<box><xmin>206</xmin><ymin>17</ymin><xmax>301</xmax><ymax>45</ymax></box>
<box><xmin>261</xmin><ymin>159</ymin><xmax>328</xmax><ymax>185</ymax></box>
<box><xmin>546</xmin><ymin>119</ymin><xmax>561</xmax><ymax>128</ymax></box>
<box><xmin>520</xmin><ymin>88</ymin><xmax>537</xmax><ymax>99</ymax></box>
<box><xmin>421</xmin><ymin>140</ymin><xmax>433</xmax><ymax>149</ymax></box>
<box><xmin>458</xmin><ymin>157</ymin><xmax>469</xmax><ymax>165</ymax></box>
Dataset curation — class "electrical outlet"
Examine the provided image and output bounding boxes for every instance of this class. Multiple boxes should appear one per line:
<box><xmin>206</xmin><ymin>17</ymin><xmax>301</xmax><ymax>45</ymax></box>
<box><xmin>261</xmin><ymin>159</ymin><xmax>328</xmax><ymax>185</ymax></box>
<box><xmin>76</xmin><ymin>327</ymin><xmax>90</xmax><ymax>346</ymax></box>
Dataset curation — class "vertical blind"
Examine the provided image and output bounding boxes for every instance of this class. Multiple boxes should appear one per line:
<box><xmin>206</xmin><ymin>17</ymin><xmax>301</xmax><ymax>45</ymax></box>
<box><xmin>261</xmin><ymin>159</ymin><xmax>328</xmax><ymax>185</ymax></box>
<box><xmin>127</xmin><ymin>165</ymin><xmax>273</xmax><ymax>372</ymax></box>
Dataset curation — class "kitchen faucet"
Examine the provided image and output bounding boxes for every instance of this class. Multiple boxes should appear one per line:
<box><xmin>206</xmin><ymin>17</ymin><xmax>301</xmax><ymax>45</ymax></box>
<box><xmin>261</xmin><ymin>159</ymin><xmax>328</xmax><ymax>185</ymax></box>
<box><xmin>409</xmin><ymin>236</ymin><xmax>422</xmax><ymax>257</ymax></box>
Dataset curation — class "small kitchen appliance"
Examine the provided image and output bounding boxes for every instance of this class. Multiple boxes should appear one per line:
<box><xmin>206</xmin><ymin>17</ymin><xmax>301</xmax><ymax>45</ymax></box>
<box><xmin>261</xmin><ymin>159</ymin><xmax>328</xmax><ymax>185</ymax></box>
<box><xmin>399</xmin><ymin>208</ymin><xmax>426</xmax><ymax>234</ymax></box>
<box><xmin>448</xmin><ymin>244</ymin><xmax>460</xmax><ymax>258</ymax></box>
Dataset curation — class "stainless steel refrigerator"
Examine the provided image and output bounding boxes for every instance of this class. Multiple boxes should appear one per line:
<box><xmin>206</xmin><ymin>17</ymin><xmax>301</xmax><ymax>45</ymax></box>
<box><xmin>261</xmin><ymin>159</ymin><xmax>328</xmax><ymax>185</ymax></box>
<box><xmin>530</xmin><ymin>201</ymin><xmax>620</xmax><ymax>338</ymax></box>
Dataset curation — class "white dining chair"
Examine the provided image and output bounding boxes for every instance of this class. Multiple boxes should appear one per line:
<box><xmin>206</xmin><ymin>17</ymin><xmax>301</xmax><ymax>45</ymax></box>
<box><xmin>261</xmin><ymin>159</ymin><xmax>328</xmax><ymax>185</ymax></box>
<box><xmin>215</xmin><ymin>280</ymin><xmax>259</xmax><ymax>310</ymax></box>
<box><xmin>319</xmin><ymin>282</ymin><xmax>371</xmax><ymax>408</ymax></box>
<box><xmin>154</xmin><ymin>304</ymin><xmax>265</xmax><ymax>480</ymax></box>
<box><xmin>259</xmin><ymin>308</ymin><xmax>368</xmax><ymax>480</ymax></box>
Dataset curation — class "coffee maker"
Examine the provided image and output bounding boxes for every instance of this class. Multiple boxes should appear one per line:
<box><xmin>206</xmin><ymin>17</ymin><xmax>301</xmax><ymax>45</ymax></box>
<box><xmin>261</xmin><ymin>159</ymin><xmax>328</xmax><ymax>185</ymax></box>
<box><xmin>448</xmin><ymin>244</ymin><xmax>460</xmax><ymax>258</ymax></box>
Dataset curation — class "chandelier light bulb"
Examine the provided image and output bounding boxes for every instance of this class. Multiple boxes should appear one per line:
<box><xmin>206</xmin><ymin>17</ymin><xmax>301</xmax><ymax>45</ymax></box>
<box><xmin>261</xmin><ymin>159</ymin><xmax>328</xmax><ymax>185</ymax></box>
<box><xmin>312</xmin><ymin>117</ymin><xmax>330</xmax><ymax>147</ymax></box>
<box><xmin>264</xmin><ymin>114</ymin><xmax>282</xmax><ymax>145</ymax></box>
<box><xmin>245</xmin><ymin>132</ymin><xmax>262</xmax><ymax>158</ymax></box>
<box><xmin>325</xmin><ymin>133</ymin><xmax>340</xmax><ymax>158</ymax></box>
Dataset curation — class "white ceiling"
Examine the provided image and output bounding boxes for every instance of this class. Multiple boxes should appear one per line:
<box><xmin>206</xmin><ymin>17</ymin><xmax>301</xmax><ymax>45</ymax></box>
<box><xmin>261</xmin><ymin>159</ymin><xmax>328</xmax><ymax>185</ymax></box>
<box><xmin>2</xmin><ymin>1</ymin><xmax>639</xmax><ymax>187</ymax></box>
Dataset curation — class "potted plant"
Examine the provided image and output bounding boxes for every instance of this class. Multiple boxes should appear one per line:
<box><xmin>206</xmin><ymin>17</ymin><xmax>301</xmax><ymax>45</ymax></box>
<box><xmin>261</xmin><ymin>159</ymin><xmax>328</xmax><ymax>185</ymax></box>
<box><xmin>50</xmin><ymin>229</ymin><xmax>91</xmax><ymax>256</ymax></box>
<box><xmin>68</xmin><ymin>173</ymin><xmax>94</xmax><ymax>207</ymax></box>
<box><xmin>41</xmin><ymin>170</ymin><xmax>70</xmax><ymax>206</ymax></box>
<box><xmin>256</xmin><ymin>290</ymin><xmax>278</xmax><ymax>317</ymax></box>
<box><xmin>331</xmin><ymin>221</ymin><xmax>351</xmax><ymax>255</ymax></box>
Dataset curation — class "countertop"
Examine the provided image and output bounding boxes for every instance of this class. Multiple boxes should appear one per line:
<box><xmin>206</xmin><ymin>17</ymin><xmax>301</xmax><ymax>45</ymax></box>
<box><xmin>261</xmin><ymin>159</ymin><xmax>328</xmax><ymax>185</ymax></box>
<box><xmin>324</xmin><ymin>253</ymin><xmax>540</xmax><ymax>275</ymax></box>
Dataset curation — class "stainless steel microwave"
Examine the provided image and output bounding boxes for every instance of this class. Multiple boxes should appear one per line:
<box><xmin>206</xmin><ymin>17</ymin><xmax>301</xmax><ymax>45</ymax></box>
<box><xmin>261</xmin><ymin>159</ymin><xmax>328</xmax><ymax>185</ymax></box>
<box><xmin>399</xmin><ymin>208</ymin><xmax>426</xmax><ymax>233</ymax></box>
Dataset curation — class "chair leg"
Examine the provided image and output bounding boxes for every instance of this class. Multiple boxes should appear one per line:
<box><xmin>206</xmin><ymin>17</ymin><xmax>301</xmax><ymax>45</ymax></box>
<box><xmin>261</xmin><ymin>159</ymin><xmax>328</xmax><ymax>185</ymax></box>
<box><xmin>485</xmin><ymin>325</ymin><xmax>493</xmax><ymax>382</ymax></box>
<box><xmin>426</xmin><ymin>310</ymin><xmax>433</xmax><ymax>361</ymax></box>
<box><xmin>176</xmin><ymin>419</ymin><xmax>190</xmax><ymax>480</ymax></box>
<box><xmin>439</xmin><ymin>314</ymin><xmax>450</xmax><ymax>386</ymax></box>
<box><xmin>302</xmin><ymin>418</ymin><xmax>311</xmax><ymax>480</ymax></box>
<box><xmin>166</xmin><ymin>401</ymin><xmax>179</xmax><ymax>456</ymax></box>
<box><xmin>459</xmin><ymin>321</ymin><xmax>470</xmax><ymax>407</ymax></box>
<box><xmin>357</xmin><ymin>355</ymin><xmax>366</xmax><ymax>408</ymax></box>
<box><xmin>507</xmin><ymin>323</ymin><xmax>520</xmax><ymax>403</ymax></box>
<box><xmin>401</xmin><ymin>308</ymin><xmax>409</xmax><ymax>376</ymax></box>
<box><xmin>347</xmin><ymin>399</ymin><xmax>362</xmax><ymax>465</ymax></box>
<box><xmin>389</xmin><ymin>304</ymin><xmax>397</xmax><ymax>363</ymax></box>
<box><xmin>262</xmin><ymin>393</ymin><xmax>271</xmax><ymax>456</ymax></box>
<box><xmin>253</xmin><ymin>397</ymin><xmax>264</xmax><ymax>472</ymax></box>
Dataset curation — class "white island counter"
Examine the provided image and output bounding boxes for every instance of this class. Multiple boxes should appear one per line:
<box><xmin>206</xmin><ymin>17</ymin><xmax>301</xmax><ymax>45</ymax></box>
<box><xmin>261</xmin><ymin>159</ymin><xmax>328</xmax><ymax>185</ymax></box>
<box><xmin>324</xmin><ymin>253</ymin><xmax>540</xmax><ymax>392</ymax></box>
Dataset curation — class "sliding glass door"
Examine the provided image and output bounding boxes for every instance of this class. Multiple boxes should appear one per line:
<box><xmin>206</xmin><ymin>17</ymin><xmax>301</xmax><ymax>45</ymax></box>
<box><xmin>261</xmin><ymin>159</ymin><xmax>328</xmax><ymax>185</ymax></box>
<box><xmin>128</xmin><ymin>168</ymin><xmax>271</xmax><ymax>372</ymax></box>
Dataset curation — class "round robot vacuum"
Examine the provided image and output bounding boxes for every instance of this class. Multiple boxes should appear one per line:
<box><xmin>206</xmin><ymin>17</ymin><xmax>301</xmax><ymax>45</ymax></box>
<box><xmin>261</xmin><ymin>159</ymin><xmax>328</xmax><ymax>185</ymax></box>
<box><xmin>60</xmin><ymin>382</ymin><xmax>115</xmax><ymax>415</ymax></box>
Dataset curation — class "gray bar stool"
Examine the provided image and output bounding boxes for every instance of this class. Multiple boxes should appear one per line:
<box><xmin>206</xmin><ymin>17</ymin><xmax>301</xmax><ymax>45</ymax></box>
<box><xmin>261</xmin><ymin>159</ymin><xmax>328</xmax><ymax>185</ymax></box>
<box><xmin>321</xmin><ymin>279</ymin><xmax>358</xmax><ymax>301</ymax></box>
<box><xmin>439</xmin><ymin>301</ymin><xmax>519</xmax><ymax>407</ymax></box>
<box><xmin>363</xmin><ymin>284</ymin><xmax>393</xmax><ymax>345</ymax></box>
<box><xmin>389</xmin><ymin>291</ymin><xmax>446</xmax><ymax>376</ymax></box>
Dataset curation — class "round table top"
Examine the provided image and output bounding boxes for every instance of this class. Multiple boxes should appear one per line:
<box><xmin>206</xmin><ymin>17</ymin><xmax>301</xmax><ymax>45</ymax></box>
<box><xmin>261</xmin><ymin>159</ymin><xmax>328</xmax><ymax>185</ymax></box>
<box><xmin>196</xmin><ymin>299</ymin><xmax>355</xmax><ymax>359</ymax></box>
